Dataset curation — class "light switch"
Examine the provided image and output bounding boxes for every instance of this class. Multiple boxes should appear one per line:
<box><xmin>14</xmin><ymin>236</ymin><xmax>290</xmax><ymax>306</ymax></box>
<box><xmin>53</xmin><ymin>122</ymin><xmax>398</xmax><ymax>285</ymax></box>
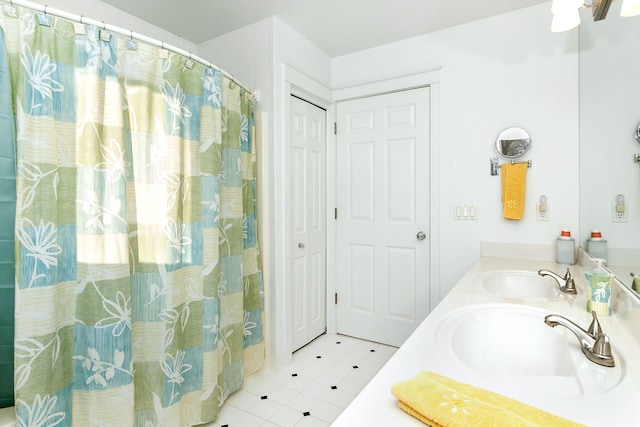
<box><xmin>454</xmin><ymin>204</ymin><xmax>478</xmax><ymax>220</ymax></box>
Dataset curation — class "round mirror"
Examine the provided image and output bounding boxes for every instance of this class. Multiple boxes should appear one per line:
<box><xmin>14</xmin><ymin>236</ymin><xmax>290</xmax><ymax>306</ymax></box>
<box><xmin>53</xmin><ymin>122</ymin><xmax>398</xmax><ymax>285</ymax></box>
<box><xmin>635</xmin><ymin>122</ymin><xmax>640</xmax><ymax>144</ymax></box>
<box><xmin>495</xmin><ymin>127</ymin><xmax>531</xmax><ymax>159</ymax></box>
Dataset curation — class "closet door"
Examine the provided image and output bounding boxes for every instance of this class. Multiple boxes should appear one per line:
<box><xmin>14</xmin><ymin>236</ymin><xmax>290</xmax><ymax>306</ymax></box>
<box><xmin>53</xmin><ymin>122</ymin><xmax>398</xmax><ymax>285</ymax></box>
<box><xmin>291</xmin><ymin>96</ymin><xmax>327</xmax><ymax>351</ymax></box>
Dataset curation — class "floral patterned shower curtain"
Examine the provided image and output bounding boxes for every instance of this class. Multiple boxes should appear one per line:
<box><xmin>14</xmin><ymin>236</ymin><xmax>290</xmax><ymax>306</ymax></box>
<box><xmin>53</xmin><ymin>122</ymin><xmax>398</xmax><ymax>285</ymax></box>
<box><xmin>1</xmin><ymin>6</ymin><xmax>263</xmax><ymax>426</ymax></box>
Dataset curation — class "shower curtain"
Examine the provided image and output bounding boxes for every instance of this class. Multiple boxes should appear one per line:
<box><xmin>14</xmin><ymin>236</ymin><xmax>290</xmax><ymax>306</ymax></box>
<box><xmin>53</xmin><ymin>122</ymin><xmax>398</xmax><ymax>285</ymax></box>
<box><xmin>2</xmin><ymin>7</ymin><xmax>264</xmax><ymax>426</ymax></box>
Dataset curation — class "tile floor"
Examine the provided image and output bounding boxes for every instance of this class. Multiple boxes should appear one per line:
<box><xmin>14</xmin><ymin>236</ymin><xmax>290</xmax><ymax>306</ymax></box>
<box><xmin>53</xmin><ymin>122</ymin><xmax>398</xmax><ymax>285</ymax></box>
<box><xmin>205</xmin><ymin>333</ymin><xmax>397</xmax><ymax>427</ymax></box>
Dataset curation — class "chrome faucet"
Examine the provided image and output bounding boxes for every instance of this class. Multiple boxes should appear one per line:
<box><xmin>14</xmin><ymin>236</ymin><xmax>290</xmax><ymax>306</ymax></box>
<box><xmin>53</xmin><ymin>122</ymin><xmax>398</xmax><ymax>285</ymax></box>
<box><xmin>538</xmin><ymin>267</ymin><xmax>577</xmax><ymax>294</ymax></box>
<box><xmin>544</xmin><ymin>311</ymin><xmax>615</xmax><ymax>367</ymax></box>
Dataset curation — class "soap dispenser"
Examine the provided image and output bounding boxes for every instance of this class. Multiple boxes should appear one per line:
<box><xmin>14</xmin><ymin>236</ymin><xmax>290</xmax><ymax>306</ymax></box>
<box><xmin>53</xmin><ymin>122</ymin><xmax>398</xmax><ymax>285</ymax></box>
<box><xmin>584</xmin><ymin>258</ymin><xmax>612</xmax><ymax>316</ymax></box>
<box><xmin>556</xmin><ymin>229</ymin><xmax>575</xmax><ymax>265</ymax></box>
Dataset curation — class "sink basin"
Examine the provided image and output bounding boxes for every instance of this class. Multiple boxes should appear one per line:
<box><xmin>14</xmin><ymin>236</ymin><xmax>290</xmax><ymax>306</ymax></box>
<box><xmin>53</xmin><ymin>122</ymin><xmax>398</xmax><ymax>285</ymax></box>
<box><xmin>435</xmin><ymin>304</ymin><xmax>624</xmax><ymax>398</ymax></box>
<box><xmin>473</xmin><ymin>270</ymin><xmax>565</xmax><ymax>299</ymax></box>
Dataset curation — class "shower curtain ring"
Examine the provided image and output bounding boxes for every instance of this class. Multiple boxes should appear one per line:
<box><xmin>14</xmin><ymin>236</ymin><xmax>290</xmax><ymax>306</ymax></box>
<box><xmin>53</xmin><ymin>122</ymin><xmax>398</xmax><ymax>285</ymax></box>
<box><xmin>43</xmin><ymin>5</ymin><xmax>48</xmax><ymax>14</ymax></box>
<box><xmin>101</xmin><ymin>20</ymin><xmax>106</xmax><ymax>30</ymax></box>
<box><xmin>79</xmin><ymin>15</ymin><xmax>84</xmax><ymax>24</ymax></box>
<box><xmin>130</xmin><ymin>30</ymin><xmax>133</xmax><ymax>40</ymax></box>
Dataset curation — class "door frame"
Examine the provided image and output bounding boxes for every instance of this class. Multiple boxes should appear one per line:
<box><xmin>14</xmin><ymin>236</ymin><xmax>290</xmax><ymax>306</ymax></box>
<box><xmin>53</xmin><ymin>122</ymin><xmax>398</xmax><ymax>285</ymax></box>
<box><xmin>331</xmin><ymin>69</ymin><xmax>442</xmax><ymax>334</ymax></box>
<box><xmin>276</xmin><ymin>65</ymin><xmax>334</xmax><ymax>369</ymax></box>
<box><xmin>274</xmin><ymin>66</ymin><xmax>441</xmax><ymax>369</ymax></box>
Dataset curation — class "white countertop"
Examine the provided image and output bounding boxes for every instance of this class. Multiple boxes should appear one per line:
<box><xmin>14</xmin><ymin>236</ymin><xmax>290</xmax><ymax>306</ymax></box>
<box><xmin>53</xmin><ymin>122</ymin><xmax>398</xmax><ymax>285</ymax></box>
<box><xmin>332</xmin><ymin>257</ymin><xmax>640</xmax><ymax>427</ymax></box>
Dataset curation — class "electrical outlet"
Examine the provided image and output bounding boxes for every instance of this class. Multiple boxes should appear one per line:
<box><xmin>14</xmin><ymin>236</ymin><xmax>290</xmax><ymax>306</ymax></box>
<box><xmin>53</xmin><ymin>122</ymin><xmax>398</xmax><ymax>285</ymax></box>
<box><xmin>536</xmin><ymin>202</ymin><xmax>549</xmax><ymax>221</ymax></box>
<box><xmin>612</xmin><ymin>202</ymin><xmax>628</xmax><ymax>223</ymax></box>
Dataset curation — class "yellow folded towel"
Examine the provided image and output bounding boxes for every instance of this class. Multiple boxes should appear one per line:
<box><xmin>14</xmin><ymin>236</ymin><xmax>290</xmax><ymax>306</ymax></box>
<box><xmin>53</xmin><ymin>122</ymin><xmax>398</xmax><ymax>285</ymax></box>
<box><xmin>391</xmin><ymin>371</ymin><xmax>585</xmax><ymax>427</ymax></box>
<box><xmin>501</xmin><ymin>162</ymin><xmax>527</xmax><ymax>220</ymax></box>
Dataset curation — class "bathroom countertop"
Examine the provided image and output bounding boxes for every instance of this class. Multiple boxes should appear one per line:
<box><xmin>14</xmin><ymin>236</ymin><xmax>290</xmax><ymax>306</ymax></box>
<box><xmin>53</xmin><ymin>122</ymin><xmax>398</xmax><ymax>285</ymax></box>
<box><xmin>332</xmin><ymin>256</ymin><xmax>640</xmax><ymax>427</ymax></box>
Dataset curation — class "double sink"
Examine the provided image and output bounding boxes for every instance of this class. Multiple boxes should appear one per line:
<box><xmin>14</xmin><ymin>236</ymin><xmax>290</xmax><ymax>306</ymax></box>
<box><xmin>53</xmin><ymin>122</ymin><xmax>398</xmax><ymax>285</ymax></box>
<box><xmin>435</xmin><ymin>270</ymin><xmax>625</xmax><ymax>401</ymax></box>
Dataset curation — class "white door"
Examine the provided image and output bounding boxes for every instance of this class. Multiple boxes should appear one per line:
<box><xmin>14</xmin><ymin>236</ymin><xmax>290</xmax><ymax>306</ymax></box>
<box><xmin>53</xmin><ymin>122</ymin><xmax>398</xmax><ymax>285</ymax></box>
<box><xmin>291</xmin><ymin>96</ymin><xmax>327</xmax><ymax>351</ymax></box>
<box><xmin>335</xmin><ymin>87</ymin><xmax>430</xmax><ymax>347</ymax></box>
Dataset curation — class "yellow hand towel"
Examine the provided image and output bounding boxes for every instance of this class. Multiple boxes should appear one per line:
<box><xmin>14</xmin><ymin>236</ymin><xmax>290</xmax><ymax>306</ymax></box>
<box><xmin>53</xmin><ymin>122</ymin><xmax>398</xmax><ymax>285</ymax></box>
<box><xmin>391</xmin><ymin>371</ymin><xmax>586</xmax><ymax>427</ymax></box>
<box><xmin>501</xmin><ymin>162</ymin><xmax>527</xmax><ymax>220</ymax></box>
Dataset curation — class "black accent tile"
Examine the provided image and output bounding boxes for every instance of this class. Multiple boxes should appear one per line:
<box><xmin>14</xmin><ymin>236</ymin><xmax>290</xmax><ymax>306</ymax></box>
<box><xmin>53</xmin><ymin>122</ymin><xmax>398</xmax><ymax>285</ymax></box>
<box><xmin>261</xmin><ymin>395</ymin><xmax>268</xmax><ymax>400</ymax></box>
<box><xmin>331</xmin><ymin>385</ymin><xmax>338</xmax><ymax>390</ymax></box>
<box><xmin>292</xmin><ymin>373</ymin><xmax>298</xmax><ymax>377</ymax></box>
<box><xmin>352</xmin><ymin>365</ymin><xmax>359</xmax><ymax>369</ymax></box>
<box><xmin>303</xmin><ymin>411</ymin><xmax>311</xmax><ymax>416</ymax></box>
<box><xmin>370</xmin><ymin>349</ymin><xmax>376</xmax><ymax>352</ymax></box>
<box><xmin>316</xmin><ymin>355</ymin><xmax>322</xmax><ymax>359</ymax></box>
<box><xmin>336</xmin><ymin>341</ymin><xmax>341</xmax><ymax>344</ymax></box>
<box><xmin>222</xmin><ymin>425</ymin><xmax>228</xmax><ymax>427</ymax></box>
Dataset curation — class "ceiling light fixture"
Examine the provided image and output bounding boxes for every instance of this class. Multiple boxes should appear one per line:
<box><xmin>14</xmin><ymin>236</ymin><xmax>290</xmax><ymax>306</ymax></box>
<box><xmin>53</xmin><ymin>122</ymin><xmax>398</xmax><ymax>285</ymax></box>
<box><xmin>621</xmin><ymin>0</ymin><xmax>640</xmax><ymax>16</ymax></box>
<box><xmin>551</xmin><ymin>0</ymin><xmax>640</xmax><ymax>32</ymax></box>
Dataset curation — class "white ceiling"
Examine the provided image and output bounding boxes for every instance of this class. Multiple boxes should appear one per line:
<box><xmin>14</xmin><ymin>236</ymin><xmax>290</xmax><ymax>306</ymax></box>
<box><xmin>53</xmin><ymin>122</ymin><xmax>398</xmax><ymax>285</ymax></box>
<box><xmin>101</xmin><ymin>0</ymin><xmax>549</xmax><ymax>57</ymax></box>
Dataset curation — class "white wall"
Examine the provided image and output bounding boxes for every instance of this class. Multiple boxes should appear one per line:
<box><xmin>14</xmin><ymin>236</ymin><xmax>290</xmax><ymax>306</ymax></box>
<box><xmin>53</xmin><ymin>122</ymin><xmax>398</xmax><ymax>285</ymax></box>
<box><xmin>579</xmin><ymin>11</ymin><xmax>640</xmax><ymax>259</ymax></box>
<box><xmin>199</xmin><ymin>16</ymin><xmax>332</xmax><ymax>369</ymax></box>
<box><xmin>197</xmin><ymin>18</ymin><xmax>273</xmax><ymax>116</ymax></box>
<box><xmin>332</xmin><ymin>3</ymin><xmax>580</xmax><ymax>296</ymax></box>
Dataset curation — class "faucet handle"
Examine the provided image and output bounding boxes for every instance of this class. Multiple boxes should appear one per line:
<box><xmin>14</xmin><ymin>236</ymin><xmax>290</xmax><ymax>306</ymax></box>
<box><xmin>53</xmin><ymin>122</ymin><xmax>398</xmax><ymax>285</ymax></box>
<box><xmin>563</xmin><ymin>268</ymin><xmax>576</xmax><ymax>293</ymax></box>
<box><xmin>592</xmin><ymin>333</ymin><xmax>613</xmax><ymax>359</ymax></box>
<box><xmin>587</xmin><ymin>310</ymin><xmax>603</xmax><ymax>337</ymax></box>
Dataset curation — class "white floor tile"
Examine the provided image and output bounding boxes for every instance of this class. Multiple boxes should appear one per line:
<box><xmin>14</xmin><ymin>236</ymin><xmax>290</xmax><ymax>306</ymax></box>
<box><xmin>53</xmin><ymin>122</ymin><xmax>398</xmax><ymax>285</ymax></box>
<box><xmin>229</xmin><ymin>412</ymin><xmax>267</xmax><ymax>427</ymax></box>
<box><xmin>294</xmin><ymin>415</ymin><xmax>330</xmax><ymax>427</ymax></box>
<box><xmin>286</xmin><ymin>393</ymin><xmax>320</xmax><ymax>413</ymax></box>
<box><xmin>311</xmin><ymin>400</ymin><xmax>343</xmax><ymax>423</ymax></box>
<box><xmin>262</xmin><ymin>370</ymin><xmax>295</xmax><ymax>386</ymax></box>
<box><xmin>226</xmin><ymin>390</ymin><xmax>260</xmax><ymax>410</ymax></box>
<box><xmin>313</xmin><ymin>371</ymin><xmax>345</xmax><ymax>387</ymax></box>
<box><xmin>283</xmin><ymin>376</ymin><xmax>312</xmax><ymax>392</ymax></box>
<box><xmin>356</xmin><ymin>358</ymin><xmax>386</xmax><ymax>373</ymax></box>
<box><xmin>337</xmin><ymin>377</ymin><xmax>366</xmax><ymax>394</ymax></box>
<box><xmin>242</xmin><ymin>378</ymin><xmax>281</xmax><ymax>397</ymax></box>
<box><xmin>346</xmin><ymin>366</ymin><xmax>376</xmax><ymax>382</ymax></box>
<box><xmin>321</xmin><ymin>388</ymin><xmax>355</xmax><ymax>408</ymax></box>
<box><xmin>247</xmin><ymin>398</ymin><xmax>283</xmax><ymax>420</ymax></box>
<box><xmin>267</xmin><ymin>386</ymin><xmax>298</xmax><ymax>405</ymax></box>
<box><xmin>326</xmin><ymin>361</ymin><xmax>354</xmax><ymax>377</ymax></box>
<box><xmin>301</xmin><ymin>382</ymin><xmax>331</xmax><ymax>400</ymax></box>
<box><xmin>269</xmin><ymin>406</ymin><xmax>304</xmax><ymax>427</ymax></box>
<box><xmin>293</xmin><ymin>365</ymin><xmax>327</xmax><ymax>382</ymax></box>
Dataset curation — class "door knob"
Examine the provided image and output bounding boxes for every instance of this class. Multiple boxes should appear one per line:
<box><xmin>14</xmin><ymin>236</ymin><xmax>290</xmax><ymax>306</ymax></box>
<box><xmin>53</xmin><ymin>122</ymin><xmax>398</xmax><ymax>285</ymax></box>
<box><xmin>298</xmin><ymin>242</ymin><xmax>305</xmax><ymax>248</ymax></box>
<box><xmin>416</xmin><ymin>231</ymin><xmax>426</xmax><ymax>241</ymax></box>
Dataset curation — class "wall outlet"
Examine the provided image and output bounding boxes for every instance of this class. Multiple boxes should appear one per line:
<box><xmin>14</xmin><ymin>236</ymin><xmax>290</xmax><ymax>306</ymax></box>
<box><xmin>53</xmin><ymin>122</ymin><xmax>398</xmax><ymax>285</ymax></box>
<box><xmin>536</xmin><ymin>202</ymin><xmax>549</xmax><ymax>221</ymax></box>
<box><xmin>612</xmin><ymin>202</ymin><xmax>628</xmax><ymax>222</ymax></box>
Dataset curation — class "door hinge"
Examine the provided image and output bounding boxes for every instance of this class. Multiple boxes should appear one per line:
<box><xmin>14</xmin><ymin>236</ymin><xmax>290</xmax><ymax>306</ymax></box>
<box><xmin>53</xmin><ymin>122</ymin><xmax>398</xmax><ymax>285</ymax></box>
<box><xmin>333</xmin><ymin>122</ymin><xmax>337</xmax><ymax>135</ymax></box>
<box><xmin>334</xmin><ymin>208</ymin><xmax>337</xmax><ymax>220</ymax></box>
<box><xmin>335</xmin><ymin>293</ymin><xmax>338</xmax><ymax>304</ymax></box>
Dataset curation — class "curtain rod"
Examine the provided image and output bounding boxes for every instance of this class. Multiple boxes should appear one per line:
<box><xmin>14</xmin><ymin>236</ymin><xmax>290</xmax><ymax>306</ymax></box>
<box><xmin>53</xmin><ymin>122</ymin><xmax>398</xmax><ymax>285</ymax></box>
<box><xmin>2</xmin><ymin>0</ymin><xmax>257</xmax><ymax>98</ymax></box>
